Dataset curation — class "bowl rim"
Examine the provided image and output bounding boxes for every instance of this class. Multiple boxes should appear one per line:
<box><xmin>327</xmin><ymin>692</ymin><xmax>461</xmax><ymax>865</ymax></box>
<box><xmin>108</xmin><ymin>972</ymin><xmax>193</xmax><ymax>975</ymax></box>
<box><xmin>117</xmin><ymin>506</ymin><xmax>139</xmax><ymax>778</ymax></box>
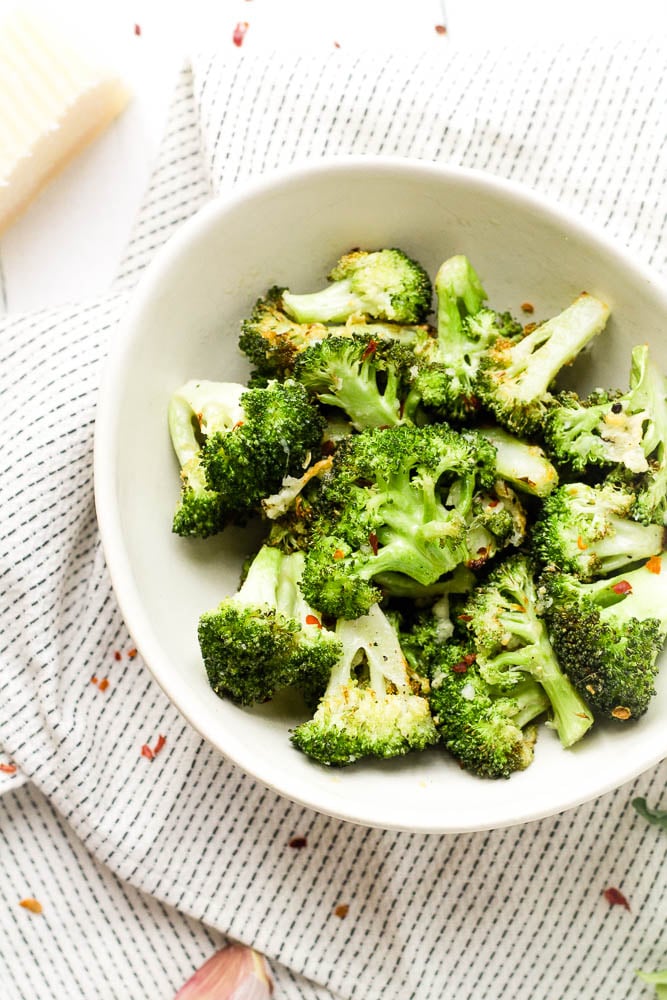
<box><xmin>94</xmin><ymin>154</ymin><xmax>667</xmax><ymax>833</ymax></box>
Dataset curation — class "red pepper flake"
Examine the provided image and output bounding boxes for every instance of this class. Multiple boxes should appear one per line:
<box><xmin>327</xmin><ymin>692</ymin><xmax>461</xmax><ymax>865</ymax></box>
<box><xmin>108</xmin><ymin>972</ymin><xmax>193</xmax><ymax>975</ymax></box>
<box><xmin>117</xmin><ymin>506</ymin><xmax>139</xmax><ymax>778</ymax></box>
<box><xmin>141</xmin><ymin>744</ymin><xmax>154</xmax><ymax>760</ymax></box>
<box><xmin>434</xmin><ymin>24</ymin><xmax>447</xmax><ymax>34</ymax></box>
<box><xmin>577</xmin><ymin>535</ymin><xmax>588</xmax><ymax>551</ymax></box>
<box><xmin>288</xmin><ymin>836</ymin><xmax>308</xmax><ymax>849</ymax></box>
<box><xmin>361</xmin><ymin>339</ymin><xmax>378</xmax><ymax>362</ymax></box>
<box><xmin>488</xmin><ymin>499</ymin><xmax>499</xmax><ymax>508</ymax></box>
<box><xmin>458</xmin><ymin>613</ymin><xmax>472</xmax><ymax>623</ymax></box>
<box><xmin>91</xmin><ymin>675</ymin><xmax>98</xmax><ymax>685</ymax></box>
<box><xmin>333</xmin><ymin>549</ymin><xmax>345</xmax><ymax>560</ymax></box>
<box><xmin>452</xmin><ymin>653</ymin><xmax>476</xmax><ymax>674</ymax></box>
<box><xmin>521</xmin><ymin>301</ymin><xmax>535</xmax><ymax>314</ymax></box>
<box><xmin>127</xmin><ymin>648</ymin><xmax>138</xmax><ymax>660</ymax></box>
<box><xmin>334</xmin><ymin>904</ymin><xmax>349</xmax><ymax>918</ymax></box>
<box><xmin>153</xmin><ymin>734</ymin><xmax>167</xmax><ymax>756</ymax></box>
<box><xmin>305</xmin><ymin>614</ymin><xmax>322</xmax><ymax>629</ymax></box>
<box><xmin>114</xmin><ymin>650</ymin><xmax>122</xmax><ymax>661</ymax></box>
<box><xmin>98</xmin><ymin>678</ymin><xmax>110</xmax><ymax>692</ymax></box>
<box><xmin>333</xmin><ymin>40</ymin><xmax>341</xmax><ymax>48</ymax></box>
<box><xmin>612</xmin><ymin>580</ymin><xmax>632</xmax><ymax>596</ymax></box>
<box><xmin>134</xmin><ymin>23</ymin><xmax>141</xmax><ymax>36</ymax></box>
<box><xmin>321</xmin><ymin>439</ymin><xmax>336</xmax><ymax>456</ymax></box>
<box><xmin>368</xmin><ymin>532</ymin><xmax>379</xmax><ymax>556</ymax></box>
<box><xmin>232</xmin><ymin>21</ymin><xmax>249</xmax><ymax>47</ymax></box>
<box><xmin>646</xmin><ymin>555</ymin><xmax>662</xmax><ymax>574</ymax></box>
<box><xmin>0</xmin><ymin>763</ymin><xmax>17</xmax><ymax>774</ymax></box>
<box><xmin>524</xmin><ymin>322</ymin><xmax>538</xmax><ymax>334</ymax></box>
<box><xmin>19</xmin><ymin>898</ymin><xmax>43</xmax><ymax>914</ymax></box>
<box><xmin>603</xmin><ymin>887</ymin><xmax>631</xmax><ymax>911</ymax></box>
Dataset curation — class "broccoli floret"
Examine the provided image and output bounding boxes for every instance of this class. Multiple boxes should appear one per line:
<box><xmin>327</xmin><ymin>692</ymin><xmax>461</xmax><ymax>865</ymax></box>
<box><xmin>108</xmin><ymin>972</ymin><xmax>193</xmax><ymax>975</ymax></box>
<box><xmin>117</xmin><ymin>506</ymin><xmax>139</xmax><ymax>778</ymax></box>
<box><xmin>478</xmin><ymin>425</ymin><xmax>559</xmax><ymax>498</ymax></box>
<box><xmin>543</xmin><ymin>347</ymin><xmax>667</xmax><ymax>517</ymax></box>
<box><xmin>412</xmin><ymin>255</ymin><xmax>524</xmax><ymax>422</ymax></box>
<box><xmin>300</xmin><ymin>424</ymin><xmax>497</xmax><ymax>618</ymax></box>
<box><xmin>201</xmin><ymin>379</ymin><xmax>326</xmax><ymax>509</ymax></box>
<box><xmin>459</xmin><ymin>554</ymin><xmax>594</xmax><ymax>747</ymax></box>
<box><xmin>541</xmin><ymin>555</ymin><xmax>667</xmax><ymax>721</ymax></box>
<box><xmin>463</xmin><ymin>480</ymin><xmax>527</xmax><ymax>570</ymax></box>
<box><xmin>198</xmin><ymin>545</ymin><xmax>341</xmax><ymax>706</ymax></box>
<box><xmin>281</xmin><ymin>249</ymin><xmax>433</xmax><ymax>325</ymax></box>
<box><xmin>293</xmin><ymin>334</ymin><xmax>420</xmax><ymax>430</ymax></box>
<box><xmin>290</xmin><ymin>603</ymin><xmax>437</xmax><ymax>766</ymax></box>
<box><xmin>533</xmin><ymin>481</ymin><xmax>665</xmax><ymax>580</ymax></box>
<box><xmin>427</xmin><ymin>643</ymin><xmax>550</xmax><ymax>778</ymax></box>
<box><xmin>168</xmin><ymin>380</ymin><xmax>247</xmax><ymax>537</ymax></box>
<box><xmin>475</xmin><ymin>293</ymin><xmax>610</xmax><ymax>436</ymax></box>
<box><xmin>636</xmin><ymin>970</ymin><xmax>667</xmax><ymax>999</ymax></box>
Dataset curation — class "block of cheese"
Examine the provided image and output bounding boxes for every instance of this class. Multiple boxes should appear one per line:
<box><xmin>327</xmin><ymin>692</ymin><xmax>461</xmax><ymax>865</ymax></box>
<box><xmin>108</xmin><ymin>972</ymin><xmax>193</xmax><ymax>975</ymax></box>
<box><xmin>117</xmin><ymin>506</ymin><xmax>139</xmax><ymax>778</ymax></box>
<box><xmin>0</xmin><ymin>9</ymin><xmax>131</xmax><ymax>235</ymax></box>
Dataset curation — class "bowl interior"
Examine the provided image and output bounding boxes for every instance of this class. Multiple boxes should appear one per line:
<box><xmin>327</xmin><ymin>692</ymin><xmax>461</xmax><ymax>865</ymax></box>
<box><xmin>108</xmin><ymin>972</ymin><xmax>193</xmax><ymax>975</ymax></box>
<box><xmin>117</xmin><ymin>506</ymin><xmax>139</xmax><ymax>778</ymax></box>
<box><xmin>95</xmin><ymin>159</ymin><xmax>667</xmax><ymax>832</ymax></box>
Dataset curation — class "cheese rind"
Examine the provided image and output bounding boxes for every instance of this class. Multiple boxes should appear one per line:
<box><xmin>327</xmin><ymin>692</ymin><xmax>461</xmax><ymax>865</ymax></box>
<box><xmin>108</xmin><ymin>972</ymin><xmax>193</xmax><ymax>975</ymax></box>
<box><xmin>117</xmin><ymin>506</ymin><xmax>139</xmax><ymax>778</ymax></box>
<box><xmin>0</xmin><ymin>10</ymin><xmax>131</xmax><ymax>235</ymax></box>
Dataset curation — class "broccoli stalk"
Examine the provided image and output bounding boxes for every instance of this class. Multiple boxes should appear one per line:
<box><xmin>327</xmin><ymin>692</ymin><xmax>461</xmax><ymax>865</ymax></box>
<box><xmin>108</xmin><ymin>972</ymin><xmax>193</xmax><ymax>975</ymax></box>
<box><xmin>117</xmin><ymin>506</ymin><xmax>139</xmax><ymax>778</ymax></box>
<box><xmin>300</xmin><ymin>425</ymin><xmax>497</xmax><ymax>618</ymax></box>
<box><xmin>541</xmin><ymin>554</ymin><xmax>667</xmax><ymax>721</ymax></box>
<box><xmin>532</xmin><ymin>481</ymin><xmax>665</xmax><ymax>580</ymax></box>
<box><xmin>290</xmin><ymin>603</ymin><xmax>437</xmax><ymax>766</ymax></box>
<box><xmin>459</xmin><ymin>554</ymin><xmax>594</xmax><ymax>747</ymax></box>
<box><xmin>293</xmin><ymin>335</ymin><xmax>420</xmax><ymax>430</ymax></box>
<box><xmin>168</xmin><ymin>380</ymin><xmax>246</xmax><ymax>537</ymax></box>
<box><xmin>478</xmin><ymin>425</ymin><xmax>559</xmax><ymax>498</ymax></box>
<box><xmin>198</xmin><ymin>545</ymin><xmax>341</xmax><ymax>706</ymax></box>
<box><xmin>476</xmin><ymin>292</ymin><xmax>610</xmax><ymax>435</ymax></box>
<box><xmin>281</xmin><ymin>249</ymin><xmax>433</xmax><ymax>325</ymax></box>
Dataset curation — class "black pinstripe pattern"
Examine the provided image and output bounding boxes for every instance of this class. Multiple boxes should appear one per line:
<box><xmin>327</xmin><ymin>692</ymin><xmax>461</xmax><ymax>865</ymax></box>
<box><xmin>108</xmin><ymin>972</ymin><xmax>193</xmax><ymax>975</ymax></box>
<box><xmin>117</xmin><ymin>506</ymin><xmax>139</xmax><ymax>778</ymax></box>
<box><xmin>1</xmin><ymin>47</ymin><xmax>667</xmax><ymax>1000</ymax></box>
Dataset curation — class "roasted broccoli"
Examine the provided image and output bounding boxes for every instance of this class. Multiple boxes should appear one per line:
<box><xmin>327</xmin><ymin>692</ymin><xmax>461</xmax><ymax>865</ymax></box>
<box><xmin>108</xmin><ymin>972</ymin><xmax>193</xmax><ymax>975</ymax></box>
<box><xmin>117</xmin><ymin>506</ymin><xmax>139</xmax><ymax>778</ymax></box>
<box><xmin>543</xmin><ymin>346</ymin><xmax>667</xmax><ymax>523</ymax></box>
<box><xmin>300</xmin><ymin>424</ymin><xmax>497</xmax><ymax>618</ymax></box>
<box><xmin>198</xmin><ymin>545</ymin><xmax>341</xmax><ymax>706</ymax></box>
<box><xmin>201</xmin><ymin>379</ymin><xmax>325</xmax><ymax>505</ymax></box>
<box><xmin>476</xmin><ymin>292</ymin><xmax>610</xmax><ymax>436</ymax></box>
<box><xmin>541</xmin><ymin>554</ymin><xmax>667</xmax><ymax>721</ymax></box>
<box><xmin>281</xmin><ymin>248</ymin><xmax>433</xmax><ymax>325</ymax></box>
<box><xmin>412</xmin><ymin>255</ymin><xmax>524</xmax><ymax>422</ymax></box>
<box><xmin>458</xmin><ymin>554</ymin><xmax>594</xmax><ymax>747</ymax></box>
<box><xmin>291</xmin><ymin>603</ymin><xmax>437</xmax><ymax>766</ymax></box>
<box><xmin>532</xmin><ymin>481</ymin><xmax>665</xmax><ymax>580</ymax></box>
<box><xmin>168</xmin><ymin>380</ymin><xmax>246</xmax><ymax>537</ymax></box>
<box><xmin>293</xmin><ymin>334</ymin><xmax>420</xmax><ymax>430</ymax></box>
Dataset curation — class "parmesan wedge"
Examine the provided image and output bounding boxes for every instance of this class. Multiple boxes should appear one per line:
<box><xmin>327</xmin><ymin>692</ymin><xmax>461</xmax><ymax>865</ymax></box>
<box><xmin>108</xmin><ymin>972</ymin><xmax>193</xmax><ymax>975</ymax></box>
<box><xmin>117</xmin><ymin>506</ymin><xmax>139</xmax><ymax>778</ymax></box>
<box><xmin>0</xmin><ymin>9</ymin><xmax>131</xmax><ymax>234</ymax></box>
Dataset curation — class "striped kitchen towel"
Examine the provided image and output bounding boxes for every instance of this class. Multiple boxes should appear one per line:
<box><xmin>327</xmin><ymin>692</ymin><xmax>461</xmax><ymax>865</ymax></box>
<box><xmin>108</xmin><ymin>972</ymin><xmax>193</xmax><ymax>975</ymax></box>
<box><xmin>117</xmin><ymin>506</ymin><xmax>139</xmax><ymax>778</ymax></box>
<box><xmin>2</xmin><ymin>44</ymin><xmax>667</xmax><ymax>1000</ymax></box>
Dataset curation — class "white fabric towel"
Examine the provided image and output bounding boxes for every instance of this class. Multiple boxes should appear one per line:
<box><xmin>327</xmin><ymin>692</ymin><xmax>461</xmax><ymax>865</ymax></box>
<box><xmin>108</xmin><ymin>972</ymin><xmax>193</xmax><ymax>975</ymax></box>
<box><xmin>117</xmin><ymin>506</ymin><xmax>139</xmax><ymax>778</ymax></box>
<box><xmin>2</xmin><ymin>45</ymin><xmax>667</xmax><ymax>999</ymax></box>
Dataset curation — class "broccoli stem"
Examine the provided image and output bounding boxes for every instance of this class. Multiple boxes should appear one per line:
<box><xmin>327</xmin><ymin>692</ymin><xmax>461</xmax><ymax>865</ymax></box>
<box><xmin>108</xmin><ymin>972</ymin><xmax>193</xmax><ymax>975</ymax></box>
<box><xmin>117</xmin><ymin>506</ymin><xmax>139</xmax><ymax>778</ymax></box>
<box><xmin>510</xmin><ymin>679</ymin><xmax>551</xmax><ymax>728</ymax></box>
<box><xmin>237</xmin><ymin>545</ymin><xmax>284</xmax><ymax>608</ymax></box>
<box><xmin>335</xmin><ymin>603</ymin><xmax>411</xmax><ymax>694</ymax></box>
<box><xmin>588</xmin><ymin>556</ymin><xmax>667</xmax><ymax>626</ymax></box>
<box><xmin>478</xmin><ymin>426</ymin><xmax>558</xmax><ymax>497</ymax></box>
<box><xmin>283</xmin><ymin>279</ymin><xmax>362</xmax><ymax>324</ymax></box>
<box><xmin>505</xmin><ymin>294</ymin><xmax>609</xmax><ymax>403</ymax></box>
<box><xmin>315</xmin><ymin>362</ymin><xmax>404</xmax><ymax>429</ymax></box>
<box><xmin>588</xmin><ymin>517</ymin><xmax>665</xmax><ymax>574</ymax></box>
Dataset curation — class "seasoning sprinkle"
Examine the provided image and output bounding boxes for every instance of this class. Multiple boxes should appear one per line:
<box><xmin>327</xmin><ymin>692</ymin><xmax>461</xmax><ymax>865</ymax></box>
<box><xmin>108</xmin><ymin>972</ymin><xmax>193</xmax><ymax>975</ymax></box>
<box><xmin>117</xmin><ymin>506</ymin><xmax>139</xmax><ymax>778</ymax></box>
<box><xmin>127</xmin><ymin>648</ymin><xmax>138</xmax><ymax>660</ymax></box>
<box><xmin>612</xmin><ymin>580</ymin><xmax>632</xmax><ymax>595</ymax></box>
<box><xmin>288</xmin><ymin>836</ymin><xmax>308</xmax><ymax>849</ymax></box>
<box><xmin>98</xmin><ymin>678</ymin><xmax>110</xmax><ymax>692</ymax></box>
<box><xmin>520</xmin><ymin>301</ymin><xmax>534</xmax><ymax>314</ymax></box>
<box><xmin>368</xmin><ymin>532</ymin><xmax>379</xmax><ymax>556</ymax></box>
<box><xmin>134</xmin><ymin>23</ymin><xmax>141</xmax><ymax>36</ymax></box>
<box><xmin>333</xmin><ymin>549</ymin><xmax>345</xmax><ymax>560</ymax></box>
<box><xmin>646</xmin><ymin>555</ymin><xmax>662</xmax><ymax>574</ymax></box>
<box><xmin>233</xmin><ymin>21</ymin><xmax>249</xmax><ymax>46</ymax></box>
<box><xmin>603</xmin><ymin>886</ymin><xmax>630</xmax><ymax>911</ymax></box>
<box><xmin>141</xmin><ymin>744</ymin><xmax>154</xmax><ymax>760</ymax></box>
<box><xmin>153</xmin><ymin>734</ymin><xmax>167</xmax><ymax>756</ymax></box>
<box><xmin>114</xmin><ymin>651</ymin><xmax>122</xmax><ymax>661</ymax></box>
<box><xmin>334</xmin><ymin>904</ymin><xmax>349</xmax><ymax>918</ymax></box>
<box><xmin>435</xmin><ymin>24</ymin><xmax>447</xmax><ymax>34</ymax></box>
<box><xmin>305</xmin><ymin>614</ymin><xmax>322</xmax><ymax>629</ymax></box>
<box><xmin>19</xmin><ymin>898</ymin><xmax>43</xmax><ymax>914</ymax></box>
<box><xmin>0</xmin><ymin>763</ymin><xmax>17</xmax><ymax>774</ymax></box>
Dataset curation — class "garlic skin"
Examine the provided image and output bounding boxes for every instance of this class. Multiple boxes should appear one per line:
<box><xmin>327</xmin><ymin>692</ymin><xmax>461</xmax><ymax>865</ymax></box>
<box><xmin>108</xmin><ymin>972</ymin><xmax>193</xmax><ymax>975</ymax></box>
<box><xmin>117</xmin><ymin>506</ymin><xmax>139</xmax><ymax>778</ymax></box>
<box><xmin>174</xmin><ymin>945</ymin><xmax>273</xmax><ymax>1000</ymax></box>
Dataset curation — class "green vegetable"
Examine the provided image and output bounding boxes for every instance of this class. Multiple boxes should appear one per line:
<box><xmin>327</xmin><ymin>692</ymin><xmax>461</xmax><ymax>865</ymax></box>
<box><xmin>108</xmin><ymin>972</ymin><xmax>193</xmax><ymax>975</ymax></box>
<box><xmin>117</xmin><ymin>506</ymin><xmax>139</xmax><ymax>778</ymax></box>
<box><xmin>632</xmin><ymin>797</ymin><xmax>667</xmax><ymax>830</ymax></box>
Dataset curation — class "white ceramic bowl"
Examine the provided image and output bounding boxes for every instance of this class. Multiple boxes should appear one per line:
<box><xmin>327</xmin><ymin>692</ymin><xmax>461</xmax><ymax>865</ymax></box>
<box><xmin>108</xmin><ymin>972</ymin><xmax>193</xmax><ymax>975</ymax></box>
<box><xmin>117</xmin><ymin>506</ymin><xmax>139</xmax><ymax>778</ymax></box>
<box><xmin>95</xmin><ymin>156</ymin><xmax>667</xmax><ymax>833</ymax></box>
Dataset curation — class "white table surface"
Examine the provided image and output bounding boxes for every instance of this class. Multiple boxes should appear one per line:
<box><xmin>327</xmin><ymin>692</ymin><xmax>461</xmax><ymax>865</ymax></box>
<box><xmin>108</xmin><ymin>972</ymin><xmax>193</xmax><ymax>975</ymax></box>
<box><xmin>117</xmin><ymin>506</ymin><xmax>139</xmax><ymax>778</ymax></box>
<box><xmin>2</xmin><ymin>0</ymin><xmax>666</xmax><ymax>315</ymax></box>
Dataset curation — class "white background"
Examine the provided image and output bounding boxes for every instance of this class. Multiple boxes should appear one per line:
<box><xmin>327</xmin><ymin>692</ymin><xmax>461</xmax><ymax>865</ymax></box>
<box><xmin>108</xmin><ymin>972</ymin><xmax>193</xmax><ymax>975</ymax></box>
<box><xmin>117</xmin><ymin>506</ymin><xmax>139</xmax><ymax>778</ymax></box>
<box><xmin>2</xmin><ymin>0</ymin><xmax>667</xmax><ymax>313</ymax></box>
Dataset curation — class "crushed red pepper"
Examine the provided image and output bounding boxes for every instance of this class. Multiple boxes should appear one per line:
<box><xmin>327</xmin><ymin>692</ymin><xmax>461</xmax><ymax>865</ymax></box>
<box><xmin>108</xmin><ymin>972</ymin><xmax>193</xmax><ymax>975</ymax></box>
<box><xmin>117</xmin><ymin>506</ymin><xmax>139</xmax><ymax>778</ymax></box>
<box><xmin>646</xmin><ymin>555</ymin><xmax>662</xmax><ymax>574</ymax></box>
<box><xmin>114</xmin><ymin>651</ymin><xmax>122</xmax><ymax>661</ymax></box>
<box><xmin>334</xmin><ymin>904</ymin><xmax>349</xmax><ymax>918</ymax></box>
<box><xmin>452</xmin><ymin>653</ymin><xmax>476</xmax><ymax>674</ymax></box>
<box><xmin>333</xmin><ymin>549</ymin><xmax>345</xmax><ymax>560</ymax></box>
<box><xmin>520</xmin><ymin>302</ymin><xmax>535</xmax><ymax>314</ymax></box>
<box><xmin>141</xmin><ymin>744</ymin><xmax>154</xmax><ymax>761</ymax></box>
<box><xmin>603</xmin><ymin>887</ymin><xmax>630</xmax><ymax>911</ymax></box>
<box><xmin>612</xmin><ymin>580</ymin><xmax>632</xmax><ymax>596</ymax></box>
<box><xmin>333</xmin><ymin>40</ymin><xmax>341</xmax><ymax>48</ymax></box>
<box><xmin>0</xmin><ymin>763</ymin><xmax>17</xmax><ymax>774</ymax></box>
<box><xmin>98</xmin><ymin>678</ymin><xmax>110</xmax><ymax>692</ymax></box>
<box><xmin>233</xmin><ymin>21</ymin><xmax>249</xmax><ymax>46</ymax></box>
<box><xmin>361</xmin><ymin>339</ymin><xmax>378</xmax><ymax>361</ymax></box>
<box><xmin>435</xmin><ymin>24</ymin><xmax>447</xmax><ymax>35</ymax></box>
<box><xmin>19</xmin><ymin>899</ymin><xmax>43</xmax><ymax>914</ymax></box>
<box><xmin>368</xmin><ymin>532</ymin><xmax>379</xmax><ymax>556</ymax></box>
<box><xmin>288</xmin><ymin>836</ymin><xmax>308</xmax><ymax>849</ymax></box>
<box><xmin>134</xmin><ymin>23</ymin><xmax>141</xmax><ymax>36</ymax></box>
<box><xmin>128</xmin><ymin>648</ymin><xmax>138</xmax><ymax>660</ymax></box>
<box><xmin>305</xmin><ymin>615</ymin><xmax>322</xmax><ymax>629</ymax></box>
